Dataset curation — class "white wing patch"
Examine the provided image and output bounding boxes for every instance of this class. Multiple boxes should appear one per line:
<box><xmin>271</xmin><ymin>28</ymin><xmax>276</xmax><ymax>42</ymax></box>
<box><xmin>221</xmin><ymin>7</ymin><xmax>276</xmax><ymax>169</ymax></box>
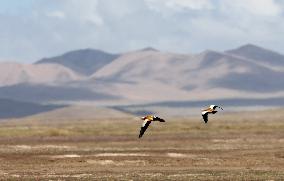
<box><xmin>202</xmin><ymin>111</ymin><xmax>208</xmax><ymax>115</ymax></box>
<box><xmin>142</xmin><ymin>120</ymin><xmax>149</xmax><ymax>127</ymax></box>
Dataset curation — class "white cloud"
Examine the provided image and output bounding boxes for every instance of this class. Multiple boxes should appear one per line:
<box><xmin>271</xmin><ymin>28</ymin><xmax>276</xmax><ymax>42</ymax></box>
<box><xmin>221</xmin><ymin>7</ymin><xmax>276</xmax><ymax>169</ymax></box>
<box><xmin>72</xmin><ymin>0</ymin><xmax>104</xmax><ymax>26</ymax></box>
<box><xmin>46</xmin><ymin>11</ymin><xmax>66</xmax><ymax>19</ymax></box>
<box><xmin>0</xmin><ymin>0</ymin><xmax>284</xmax><ymax>62</ymax></box>
<box><xmin>165</xmin><ymin>0</ymin><xmax>214</xmax><ymax>10</ymax></box>
<box><xmin>145</xmin><ymin>0</ymin><xmax>214</xmax><ymax>14</ymax></box>
<box><xmin>220</xmin><ymin>0</ymin><xmax>282</xmax><ymax>16</ymax></box>
<box><xmin>40</xmin><ymin>0</ymin><xmax>104</xmax><ymax>25</ymax></box>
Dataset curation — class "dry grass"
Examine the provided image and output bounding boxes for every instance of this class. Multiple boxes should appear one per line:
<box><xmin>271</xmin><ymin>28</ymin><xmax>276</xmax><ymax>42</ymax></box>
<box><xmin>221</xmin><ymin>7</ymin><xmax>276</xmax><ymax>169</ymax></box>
<box><xmin>0</xmin><ymin>109</ymin><xmax>283</xmax><ymax>180</ymax></box>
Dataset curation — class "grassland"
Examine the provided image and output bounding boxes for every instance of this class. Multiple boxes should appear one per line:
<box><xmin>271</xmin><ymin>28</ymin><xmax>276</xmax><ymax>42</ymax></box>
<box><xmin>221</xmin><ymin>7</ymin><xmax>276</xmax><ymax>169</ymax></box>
<box><xmin>0</xmin><ymin>109</ymin><xmax>283</xmax><ymax>180</ymax></box>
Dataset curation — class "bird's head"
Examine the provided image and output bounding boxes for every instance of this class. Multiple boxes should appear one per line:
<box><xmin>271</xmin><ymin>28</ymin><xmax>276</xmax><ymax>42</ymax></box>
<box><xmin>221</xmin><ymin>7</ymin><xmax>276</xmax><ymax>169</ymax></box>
<box><xmin>210</xmin><ymin>105</ymin><xmax>216</xmax><ymax>109</ymax></box>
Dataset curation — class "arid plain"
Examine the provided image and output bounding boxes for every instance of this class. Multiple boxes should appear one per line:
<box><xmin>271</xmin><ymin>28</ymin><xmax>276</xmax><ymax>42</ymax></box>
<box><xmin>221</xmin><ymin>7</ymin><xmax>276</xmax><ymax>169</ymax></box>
<box><xmin>0</xmin><ymin>108</ymin><xmax>283</xmax><ymax>180</ymax></box>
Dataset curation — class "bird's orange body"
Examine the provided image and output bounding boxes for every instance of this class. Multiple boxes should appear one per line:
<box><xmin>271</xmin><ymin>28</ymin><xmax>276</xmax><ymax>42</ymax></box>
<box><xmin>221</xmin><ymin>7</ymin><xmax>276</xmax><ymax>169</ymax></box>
<box><xmin>202</xmin><ymin>108</ymin><xmax>216</xmax><ymax>113</ymax></box>
<box><xmin>142</xmin><ymin>115</ymin><xmax>154</xmax><ymax>121</ymax></box>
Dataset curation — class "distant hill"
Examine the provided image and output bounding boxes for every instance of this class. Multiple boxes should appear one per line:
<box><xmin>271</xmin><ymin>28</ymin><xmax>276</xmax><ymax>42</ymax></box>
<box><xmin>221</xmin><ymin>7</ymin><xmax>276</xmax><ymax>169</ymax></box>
<box><xmin>140</xmin><ymin>47</ymin><xmax>159</xmax><ymax>52</ymax></box>
<box><xmin>35</xmin><ymin>49</ymin><xmax>120</xmax><ymax>75</ymax></box>
<box><xmin>0</xmin><ymin>62</ymin><xmax>82</xmax><ymax>87</ymax></box>
<box><xmin>0</xmin><ymin>84</ymin><xmax>119</xmax><ymax>103</ymax></box>
<box><xmin>90</xmin><ymin>49</ymin><xmax>197</xmax><ymax>102</ymax></box>
<box><xmin>198</xmin><ymin>50</ymin><xmax>284</xmax><ymax>92</ymax></box>
<box><xmin>226</xmin><ymin>44</ymin><xmax>284</xmax><ymax>68</ymax></box>
<box><xmin>0</xmin><ymin>98</ymin><xmax>64</xmax><ymax>119</ymax></box>
<box><xmin>26</xmin><ymin>105</ymin><xmax>133</xmax><ymax>121</ymax></box>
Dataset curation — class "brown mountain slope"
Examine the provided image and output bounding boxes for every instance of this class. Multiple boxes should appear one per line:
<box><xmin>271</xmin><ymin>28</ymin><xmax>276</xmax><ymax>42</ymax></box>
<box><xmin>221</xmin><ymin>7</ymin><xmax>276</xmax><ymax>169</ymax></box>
<box><xmin>0</xmin><ymin>62</ymin><xmax>83</xmax><ymax>86</ymax></box>
<box><xmin>226</xmin><ymin>44</ymin><xmax>284</xmax><ymax>68</ymax></box>
<box><xmin>89</xmin><ymin>47</ymin><xmax>284</xmax><ymax>103</ymax></box>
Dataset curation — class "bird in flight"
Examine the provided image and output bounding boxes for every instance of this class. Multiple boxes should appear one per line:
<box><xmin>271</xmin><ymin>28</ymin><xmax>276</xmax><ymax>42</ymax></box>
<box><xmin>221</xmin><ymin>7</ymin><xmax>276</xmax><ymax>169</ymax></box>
<box><xmin>139</xmin><ymin>115</ymin><xmax>165</xmax><ymax>138</ymax></box>
<box><xmin>201</xmin><ymin>105</ymin><xmax>223</xmax><ymax>123</ymax></box>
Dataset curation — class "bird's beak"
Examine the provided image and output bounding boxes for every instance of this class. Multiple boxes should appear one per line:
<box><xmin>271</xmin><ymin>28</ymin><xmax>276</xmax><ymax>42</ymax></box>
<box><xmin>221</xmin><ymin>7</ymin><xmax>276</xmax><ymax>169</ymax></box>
<box><xmin>218</xmin><ymin>106</ymin><xmax>223</xmax><ymax>110</ymax></box>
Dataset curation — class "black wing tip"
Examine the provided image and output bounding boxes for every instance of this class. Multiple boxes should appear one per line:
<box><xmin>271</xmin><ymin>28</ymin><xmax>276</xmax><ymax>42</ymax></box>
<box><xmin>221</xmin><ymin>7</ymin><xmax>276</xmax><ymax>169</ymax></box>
<box><xmin>138</xmin><ymin>131</ymin><xmax>144</xmax><ymax>138</ymax></box>
<box><xmin>202</xmin><ymin>114</ymin><xmax>208</xmax><ymax>124</ymax></box>
<box><xmin>138</xmin><ymin>132</ymin><xmax>144</xmax><ymax>138</ymax></box>
<box><xmin>155</xmin><ymin>117</ymin><xmax>165</xmax><ymax>122</ymax></box>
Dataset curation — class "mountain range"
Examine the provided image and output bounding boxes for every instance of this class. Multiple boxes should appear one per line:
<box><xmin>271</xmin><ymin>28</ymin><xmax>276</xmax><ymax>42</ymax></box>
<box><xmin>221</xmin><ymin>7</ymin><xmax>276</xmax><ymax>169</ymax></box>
<box><xmin>0</xmin><ymin>44</ymin><xmax>283</xmax><ymax>118</ymax></box>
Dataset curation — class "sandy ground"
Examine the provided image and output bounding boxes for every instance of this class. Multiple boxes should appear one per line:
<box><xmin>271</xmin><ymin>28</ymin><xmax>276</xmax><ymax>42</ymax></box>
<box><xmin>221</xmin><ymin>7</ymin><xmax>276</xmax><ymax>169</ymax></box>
<box><xmin>0</xmin><ymin>110</ymin><xmax>283</xmax><ymax>180</ymax></box>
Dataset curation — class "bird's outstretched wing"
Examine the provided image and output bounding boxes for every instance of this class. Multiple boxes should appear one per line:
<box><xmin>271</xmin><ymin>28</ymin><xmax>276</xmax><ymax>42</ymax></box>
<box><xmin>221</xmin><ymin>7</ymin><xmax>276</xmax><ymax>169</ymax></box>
<box><xmin>139</xmin><ymin>120</ymin><xmax>151</xmax><ymax>138</ymax></box>
<box><xmin>154</xmin><ymin>116</ymin><xmax>165</xmax><ymax>122</ymax></box>
<box><xmin>202</xmin><ymin>112</ymin><xmax>209</xmax><ymax>123</ymax></box>
<box><xmin>213</xmin><ymin>105</ymin><xmax>223</xmax><ymax>110</ymax></box>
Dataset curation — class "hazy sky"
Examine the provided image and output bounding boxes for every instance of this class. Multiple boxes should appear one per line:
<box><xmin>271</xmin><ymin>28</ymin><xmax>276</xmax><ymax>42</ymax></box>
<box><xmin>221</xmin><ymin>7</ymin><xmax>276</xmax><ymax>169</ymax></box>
<box><xmin>0</xmin><ymin>0</ymin><xmax>284</xmax><ymax>62</ymax></box>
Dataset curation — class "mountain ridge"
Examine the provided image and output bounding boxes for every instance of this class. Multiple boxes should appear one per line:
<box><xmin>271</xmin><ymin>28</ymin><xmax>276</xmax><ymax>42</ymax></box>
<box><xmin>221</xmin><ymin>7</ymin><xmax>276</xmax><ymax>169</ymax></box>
<box><xmin>0</xmin><ymin>62</ymin><xmax>83</xmax><ymax>87</ymax></box>
<box><xmin>226</xmin><ymin>44</ymin><xmax>284</xmax><ymax>67</ymax></box>
<box><xmin>35</xmin><ymin>48</ymin><xmax>120</xmax><ymax>75</ymax></box>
